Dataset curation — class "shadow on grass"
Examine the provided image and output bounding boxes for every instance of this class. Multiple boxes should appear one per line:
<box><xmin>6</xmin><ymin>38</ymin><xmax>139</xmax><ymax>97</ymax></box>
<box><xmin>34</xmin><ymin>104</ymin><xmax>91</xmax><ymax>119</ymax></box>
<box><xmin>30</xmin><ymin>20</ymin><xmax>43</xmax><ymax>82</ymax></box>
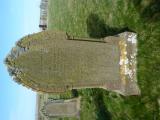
<box><xmin>71</xmin><ymin>89</ymin><xmax>79</xmax><ymax>97</ymax></box>
<box><xmin>92</xmin><ymin>89</ymin><xmax>112</xmax><ymax>120</ymax></box>
<box><xmin>86</xmin><ymin>13</ymin><xmax>132</xmax><ymax>38</ymax></box>
<box><xmin>132</xmin><ymin>0</ymin><xmax>160</xmax><ymax>22</ymax></box>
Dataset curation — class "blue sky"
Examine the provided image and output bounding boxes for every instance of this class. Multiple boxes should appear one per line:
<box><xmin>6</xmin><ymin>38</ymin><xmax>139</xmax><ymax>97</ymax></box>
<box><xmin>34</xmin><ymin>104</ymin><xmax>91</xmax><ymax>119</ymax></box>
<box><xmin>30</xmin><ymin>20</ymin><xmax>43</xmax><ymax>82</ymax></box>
<box><xmin>0</xmin><ymin>0</ymin><xmax>41</xmax><ymax>120</ymax></box>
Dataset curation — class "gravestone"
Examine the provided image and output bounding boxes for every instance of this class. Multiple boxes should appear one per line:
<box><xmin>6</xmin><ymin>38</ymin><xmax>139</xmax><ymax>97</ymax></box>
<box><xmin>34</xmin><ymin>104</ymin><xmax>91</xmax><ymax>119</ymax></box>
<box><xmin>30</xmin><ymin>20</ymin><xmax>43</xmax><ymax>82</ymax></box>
<box><xmin>5</xmin><ymin>30</ymin><xmax>140</xmax><ymax>96</ymax></box>
<box><xmin>40</xmin><ymin>97</ymin><xmax>80</xmax><ymax>118</ymax></box>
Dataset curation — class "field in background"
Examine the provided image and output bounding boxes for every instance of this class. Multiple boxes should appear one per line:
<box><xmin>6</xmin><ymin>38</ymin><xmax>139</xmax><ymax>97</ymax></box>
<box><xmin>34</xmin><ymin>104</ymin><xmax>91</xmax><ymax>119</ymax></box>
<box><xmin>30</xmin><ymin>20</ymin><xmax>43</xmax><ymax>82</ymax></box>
<box><xmin>46</xmin><ymin>0</ymin><xmax>160</xmax><ymax>120</ymax></box>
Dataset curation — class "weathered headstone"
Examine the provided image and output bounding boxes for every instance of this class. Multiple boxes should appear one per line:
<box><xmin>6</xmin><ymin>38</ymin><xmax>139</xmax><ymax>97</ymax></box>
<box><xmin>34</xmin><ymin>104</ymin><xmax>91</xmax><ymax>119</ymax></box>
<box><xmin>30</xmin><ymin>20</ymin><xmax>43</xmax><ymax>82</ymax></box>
<box><xmin>40</xmin><ymin>97</ymin><xmax>80</xmax><ymax>118</ymax></box>
<box><xmin>5</xmin><ymin>30</ymin><xmax>140</xmax><ymax>96</ymax></box>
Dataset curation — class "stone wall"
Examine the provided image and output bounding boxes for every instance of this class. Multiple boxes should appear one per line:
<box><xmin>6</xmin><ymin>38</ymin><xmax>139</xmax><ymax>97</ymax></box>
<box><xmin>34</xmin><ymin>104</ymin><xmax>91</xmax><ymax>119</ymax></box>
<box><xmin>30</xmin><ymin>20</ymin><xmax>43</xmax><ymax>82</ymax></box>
<box><xmin>39</xmin><ymin>0</ymin><xmax>48</xmax><ymax>30</ymax></box>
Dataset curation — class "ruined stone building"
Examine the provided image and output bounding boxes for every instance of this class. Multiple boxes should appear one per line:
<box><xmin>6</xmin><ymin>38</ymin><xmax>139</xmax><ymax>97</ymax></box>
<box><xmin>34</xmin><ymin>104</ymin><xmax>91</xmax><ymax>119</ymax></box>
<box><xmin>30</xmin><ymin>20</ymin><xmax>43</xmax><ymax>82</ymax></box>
<box><xmin>39</xmin><ymin>0</ymin><xmax>48</xmax><ymax>30</ymax></box>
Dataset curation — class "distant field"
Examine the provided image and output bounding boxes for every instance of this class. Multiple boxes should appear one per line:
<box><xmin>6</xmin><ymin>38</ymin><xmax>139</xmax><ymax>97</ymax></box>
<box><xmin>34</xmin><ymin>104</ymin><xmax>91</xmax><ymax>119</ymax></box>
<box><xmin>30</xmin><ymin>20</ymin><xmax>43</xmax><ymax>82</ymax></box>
<box><xmin>47</xmin><ymin>0</ymin><xmax>160</xmax><ymax>120</ymax></box>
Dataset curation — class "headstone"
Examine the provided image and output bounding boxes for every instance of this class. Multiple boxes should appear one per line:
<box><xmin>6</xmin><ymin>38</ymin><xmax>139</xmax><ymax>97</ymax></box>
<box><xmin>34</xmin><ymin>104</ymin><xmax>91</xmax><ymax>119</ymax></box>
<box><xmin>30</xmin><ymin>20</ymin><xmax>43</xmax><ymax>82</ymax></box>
<box><xmin>5</xmin><ymin>30</ymin><xmax>140</xmax><ymax>96</ymax></box>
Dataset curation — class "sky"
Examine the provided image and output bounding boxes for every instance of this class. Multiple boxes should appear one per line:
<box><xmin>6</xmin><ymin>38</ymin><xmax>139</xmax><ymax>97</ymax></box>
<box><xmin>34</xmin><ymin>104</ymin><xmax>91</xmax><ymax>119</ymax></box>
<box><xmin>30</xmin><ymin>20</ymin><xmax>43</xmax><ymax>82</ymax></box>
<box><xmin>0</xmin><ymin>0</ymin><xmax>41</xmax><ymax>120</ymax></box>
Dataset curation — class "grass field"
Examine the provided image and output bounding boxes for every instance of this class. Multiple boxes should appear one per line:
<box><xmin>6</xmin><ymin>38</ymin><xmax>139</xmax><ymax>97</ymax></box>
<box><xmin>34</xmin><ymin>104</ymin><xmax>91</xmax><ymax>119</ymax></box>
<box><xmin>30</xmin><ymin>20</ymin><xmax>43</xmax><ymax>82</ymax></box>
<box><xmin>47</xmin><ymin>0</ymin><xmax>160</xmax><ymax>120</ymax></box>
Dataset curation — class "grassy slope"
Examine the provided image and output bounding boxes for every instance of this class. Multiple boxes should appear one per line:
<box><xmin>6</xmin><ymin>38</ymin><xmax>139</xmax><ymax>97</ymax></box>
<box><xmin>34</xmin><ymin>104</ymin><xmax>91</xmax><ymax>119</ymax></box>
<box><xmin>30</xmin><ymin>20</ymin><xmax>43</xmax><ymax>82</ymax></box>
<box><xmin>47</xmin><ymin>0</ymin><xmax>160</xmax><ymax>120</ymax></box>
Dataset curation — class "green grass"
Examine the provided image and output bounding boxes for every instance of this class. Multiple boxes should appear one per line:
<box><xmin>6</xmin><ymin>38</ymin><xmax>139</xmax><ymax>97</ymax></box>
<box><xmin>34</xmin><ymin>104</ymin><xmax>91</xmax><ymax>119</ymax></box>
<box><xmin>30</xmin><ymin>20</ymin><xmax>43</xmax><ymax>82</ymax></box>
<box><xmin>47</xmin><ymin>0</ymin><xmax>160</xmax><ymax>120</ymax></box>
